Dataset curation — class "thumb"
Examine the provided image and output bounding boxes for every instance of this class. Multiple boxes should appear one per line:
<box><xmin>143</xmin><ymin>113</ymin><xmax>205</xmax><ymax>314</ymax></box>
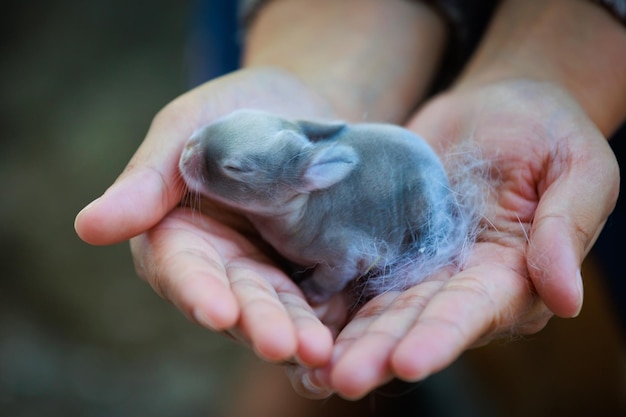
<box><xmin>528</xmin><ymin>138</ymin><xmax>619</xmax><ymax>318</ymax></box>
<box><xmin>74</xmin><ymin>107</ymin><xmax>192</xmax><ymax>245</ymax></box>
<box><xmin>74</xmin><ymin>67</ymin><xmax>338</xmax><ymax>245</ymax></box>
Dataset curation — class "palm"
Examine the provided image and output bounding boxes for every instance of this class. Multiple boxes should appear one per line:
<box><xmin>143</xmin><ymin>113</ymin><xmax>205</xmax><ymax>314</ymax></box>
<box><xmin>135</xmin><ymin>201</ymin><xmax>335</xmax><ymax>359</ymax></box>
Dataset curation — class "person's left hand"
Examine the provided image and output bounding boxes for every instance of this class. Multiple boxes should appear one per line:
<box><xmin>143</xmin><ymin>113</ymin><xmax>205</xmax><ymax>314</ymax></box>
<box><xmin>289</xmin><ymin>78</ymin><xmax>620</xmax><ymax>399</ymax></box>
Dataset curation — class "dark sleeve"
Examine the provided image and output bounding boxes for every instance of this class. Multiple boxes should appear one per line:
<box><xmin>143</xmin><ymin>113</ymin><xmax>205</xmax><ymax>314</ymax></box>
<box><xmin>420</xmin><ymin>0</ymin><xmax>500</xmax><ymax>91</ymax></box>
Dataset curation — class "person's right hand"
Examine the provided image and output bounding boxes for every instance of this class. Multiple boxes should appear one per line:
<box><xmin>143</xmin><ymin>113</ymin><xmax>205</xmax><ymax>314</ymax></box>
<box><xmin>74</xmin><ymin>67</ymin><xmax>341</xmax><ymax>366</ymax></box>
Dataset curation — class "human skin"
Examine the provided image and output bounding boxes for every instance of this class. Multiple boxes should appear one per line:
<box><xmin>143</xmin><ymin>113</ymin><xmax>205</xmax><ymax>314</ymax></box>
<box><xmin>298</xmin><ymin>0</ymin><xmax>625</xmax><ymax>399</ymax></box>
<box><xmin>74</xmin><ymin>0</ymin><xmax>625</xmax><ymax>400</ymax></box>
<box><xmin>74</xmin><ymin>0</ymin><xmax>446</xmax><ymax>370</ymax></box>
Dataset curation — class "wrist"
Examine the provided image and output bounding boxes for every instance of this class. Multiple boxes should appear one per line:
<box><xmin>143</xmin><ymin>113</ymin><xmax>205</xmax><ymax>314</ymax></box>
<box><xmin>455</xmin><ymin>0</ymin><xmax>626</xmax><ymax>135</ymax></box>
<box><xmin>242</xmin><ymin>0</ymin><xmax>447</xmax><ymax>123</ymax></box>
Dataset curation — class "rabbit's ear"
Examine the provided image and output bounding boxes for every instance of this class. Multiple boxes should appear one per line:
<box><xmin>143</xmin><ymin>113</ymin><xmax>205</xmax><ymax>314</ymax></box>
<box><xmin>296</xmin><ymin>119</ymin><xmax>346</xmax><ymax>142</ymax></box>
<box><xmin>300</xmin><ymin>144</ymin><xmax>358</xmax><ymax>191</ymax></box>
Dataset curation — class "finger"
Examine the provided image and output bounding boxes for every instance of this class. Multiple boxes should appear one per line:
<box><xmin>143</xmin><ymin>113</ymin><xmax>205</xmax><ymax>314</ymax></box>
<box><xmin>528</xmin><ymin>137</ymin><xmax>619</xmax><ymax>318</ymax></box>
<box><xmin>294</xmin><ymin>292</ymin><xmax>401</xmax><ymax>398</ymax></box>
<box><xmin>328</xmin><ymin>281</ymin><xmax>445</xmax><ymax>399</ymax></box>
<box><xmin>130</xmin><ymin>214</ymin><xmax>240</xmax><ymax>330</ymax></box>
<box><xmin>279</xmin><ymin>292</ymin><xmax>334</xmax><ymax>367</ymax></box>
<box><xmin>74</xmin><ymin>99</ymin><xmax>201</xmax><ymax>245</ymax></box>
<box><xmin>74</xmin><ymin>66</ymin><xmax>337</xmax><ymax>246</ymax></box>
<box><xmin>229</xmin><ymin>260</ymin><xmax>301</xmax><ymax>362</ymax></box>
<box><xmin>390</xmin><ymin>248</ymin><xmax>534</xmax><ymax>382</ymax></box>
<box><xmin>281</xmin><ymin>293</ymin><xmax>350</xmax><ymax>399</ymax></box>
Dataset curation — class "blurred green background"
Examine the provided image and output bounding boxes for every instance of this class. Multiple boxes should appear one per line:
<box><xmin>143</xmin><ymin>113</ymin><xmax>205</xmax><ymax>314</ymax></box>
<box><xmin>1</xmin><ymin>1</ymin><xmax>625</xmax><ymax>417</ymax></box>
<box><xmin>0</xmin><ymin>1</ymin><xmax>247</xmax><ymax>416</ymax></box>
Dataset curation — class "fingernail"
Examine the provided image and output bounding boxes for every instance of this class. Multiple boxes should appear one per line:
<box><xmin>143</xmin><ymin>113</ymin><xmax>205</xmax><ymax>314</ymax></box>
<box><xmin>572</xmin><ymin>269</ymin><xmax>584</xmax><ymax>318</ymax></box>
<box><xmin>302</xmin><ymin>373</ymin><xmax>322</xmax><ymax>392</ymax></box>
<box><xmin>302</xmin><ymin>372</ymin><xmax>333</xmax><ymax>398</ymax></box>
<box><xmin>193</xmin><ymin>308</ymin><xmax>219</xmax><ymax>331</ymax></box>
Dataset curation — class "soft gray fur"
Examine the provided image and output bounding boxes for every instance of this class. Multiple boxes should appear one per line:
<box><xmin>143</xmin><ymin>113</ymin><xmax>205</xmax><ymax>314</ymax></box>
<box><xmin>179</xmin><ymin>109</ymin><xmax>457</xmax><ymax>303</ymax></box>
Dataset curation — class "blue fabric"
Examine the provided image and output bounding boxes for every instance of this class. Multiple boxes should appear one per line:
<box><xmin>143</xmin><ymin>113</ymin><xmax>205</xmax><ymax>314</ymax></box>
<box><xmin>186</xmin><ymin>0</ymin><xmax>241</xmax><ymax>87</ymax></box>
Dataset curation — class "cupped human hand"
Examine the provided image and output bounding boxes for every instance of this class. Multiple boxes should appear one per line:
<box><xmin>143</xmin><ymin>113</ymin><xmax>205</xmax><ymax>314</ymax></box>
<box><xmin>292</xmin><ymin>79</ymin><xmax>620</xmax><ymax>399</ymax></box>
<box><xmin>74</xmin><ymin>67</ymin><xmax>340</xmax><ymax>366</ymax></box>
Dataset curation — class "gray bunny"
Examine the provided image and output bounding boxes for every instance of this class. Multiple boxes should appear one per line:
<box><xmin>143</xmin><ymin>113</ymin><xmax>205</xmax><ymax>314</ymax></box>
<box><xmin>179</xmin><ymin>109</ymin><xmax>457</xmax><ymax>303</ymax></box>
